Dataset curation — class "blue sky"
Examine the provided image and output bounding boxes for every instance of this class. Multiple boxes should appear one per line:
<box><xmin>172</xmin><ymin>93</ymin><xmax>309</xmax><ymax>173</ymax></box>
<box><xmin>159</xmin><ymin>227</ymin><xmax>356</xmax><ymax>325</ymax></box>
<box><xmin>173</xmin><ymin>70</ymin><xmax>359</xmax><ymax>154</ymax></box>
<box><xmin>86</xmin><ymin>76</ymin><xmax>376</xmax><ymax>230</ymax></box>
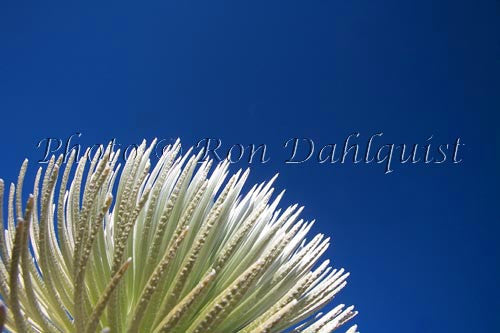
<box><xmin>1</xmin><ymin>0</ymin><xmax>499</xmax><ymax>331</ymax></box>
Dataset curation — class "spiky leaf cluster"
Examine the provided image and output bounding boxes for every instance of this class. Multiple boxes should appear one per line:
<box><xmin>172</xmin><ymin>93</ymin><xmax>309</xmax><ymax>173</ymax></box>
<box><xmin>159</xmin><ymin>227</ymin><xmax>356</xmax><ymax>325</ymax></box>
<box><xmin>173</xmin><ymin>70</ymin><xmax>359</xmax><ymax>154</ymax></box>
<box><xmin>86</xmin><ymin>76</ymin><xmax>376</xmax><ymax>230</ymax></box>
<box><xmin>0</xmin><ymin>139</ymin><xmax>358</xmax><ymax>333</ymax></box>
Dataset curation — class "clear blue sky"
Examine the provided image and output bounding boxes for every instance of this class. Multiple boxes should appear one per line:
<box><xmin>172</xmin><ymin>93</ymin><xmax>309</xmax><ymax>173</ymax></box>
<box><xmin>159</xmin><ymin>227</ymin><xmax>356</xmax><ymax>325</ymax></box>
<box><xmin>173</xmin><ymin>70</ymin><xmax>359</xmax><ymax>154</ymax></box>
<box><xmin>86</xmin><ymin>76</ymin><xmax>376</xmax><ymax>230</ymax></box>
<box><xmin>1</xmin><ymin>1</ymin><xmax>499</xmax><ymax>332</ymax></box>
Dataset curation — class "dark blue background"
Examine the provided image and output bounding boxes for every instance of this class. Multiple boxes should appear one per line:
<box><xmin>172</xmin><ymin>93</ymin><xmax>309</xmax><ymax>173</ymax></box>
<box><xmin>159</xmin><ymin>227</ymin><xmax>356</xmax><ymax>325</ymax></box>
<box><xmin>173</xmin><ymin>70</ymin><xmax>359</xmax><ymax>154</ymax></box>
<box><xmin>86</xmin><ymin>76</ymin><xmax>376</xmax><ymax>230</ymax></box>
<box><xmin>1</xmin><ymin>1</ymin><xmax>499</xmax><ymax>332</ymax></box>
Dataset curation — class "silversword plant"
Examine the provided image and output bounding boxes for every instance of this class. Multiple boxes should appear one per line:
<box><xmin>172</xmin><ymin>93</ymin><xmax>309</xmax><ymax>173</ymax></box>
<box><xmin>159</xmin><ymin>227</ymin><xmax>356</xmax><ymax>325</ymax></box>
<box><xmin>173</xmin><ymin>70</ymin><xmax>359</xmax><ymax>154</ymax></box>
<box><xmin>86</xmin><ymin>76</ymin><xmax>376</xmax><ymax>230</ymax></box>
<box><xmin>0</xmin><ymin>139</ymin><xmax>358</xmax><ymax>333</ymax></box>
